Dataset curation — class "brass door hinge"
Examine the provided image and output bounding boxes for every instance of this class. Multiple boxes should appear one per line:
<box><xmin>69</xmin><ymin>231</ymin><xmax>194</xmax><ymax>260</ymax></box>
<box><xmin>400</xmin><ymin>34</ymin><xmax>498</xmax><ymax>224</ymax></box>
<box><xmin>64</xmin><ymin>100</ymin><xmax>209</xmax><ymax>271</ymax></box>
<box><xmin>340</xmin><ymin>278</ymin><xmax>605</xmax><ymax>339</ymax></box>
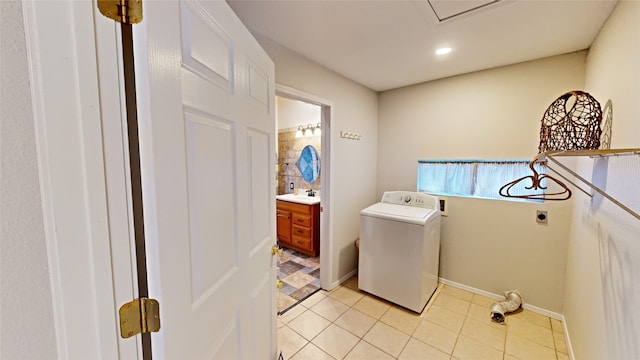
<box><xmin>98</xmin><ymin>0</ymin><xmax>143</xmax><ymax>24</ymax></box>
<box><xmin>119</xmin><ymin>298</ymin><xmax>160</xmax><ymax>338</ymax></box>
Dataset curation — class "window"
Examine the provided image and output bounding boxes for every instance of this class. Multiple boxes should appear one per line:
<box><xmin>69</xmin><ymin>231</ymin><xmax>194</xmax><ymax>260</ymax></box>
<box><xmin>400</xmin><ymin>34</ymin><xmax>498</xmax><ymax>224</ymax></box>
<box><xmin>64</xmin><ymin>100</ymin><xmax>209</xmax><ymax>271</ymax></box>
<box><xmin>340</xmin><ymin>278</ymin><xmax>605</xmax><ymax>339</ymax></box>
<box><xmin>417</xmin><ymin>160</ymin><xmax>546</xmax><ymax>201</ymax></box>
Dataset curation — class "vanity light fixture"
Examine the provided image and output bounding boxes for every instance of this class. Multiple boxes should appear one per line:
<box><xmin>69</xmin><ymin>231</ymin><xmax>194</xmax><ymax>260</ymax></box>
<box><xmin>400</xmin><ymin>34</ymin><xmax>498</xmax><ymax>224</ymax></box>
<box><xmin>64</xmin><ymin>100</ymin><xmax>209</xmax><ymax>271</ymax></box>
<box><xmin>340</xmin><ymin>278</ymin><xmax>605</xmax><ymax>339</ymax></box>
<box><xmin>304</xmin><ymin>124</ymin><xmax>314</xmax><ymax>137</ymax></box>
<box><xmin>435</xmin><ymin>47</ymin><xmax>452</xmax><ymax>55</ymax></box>
<box><xmin>295</xmin><ymin>123</ymin><xmax>321</xmax><ymax>137</ymax></box>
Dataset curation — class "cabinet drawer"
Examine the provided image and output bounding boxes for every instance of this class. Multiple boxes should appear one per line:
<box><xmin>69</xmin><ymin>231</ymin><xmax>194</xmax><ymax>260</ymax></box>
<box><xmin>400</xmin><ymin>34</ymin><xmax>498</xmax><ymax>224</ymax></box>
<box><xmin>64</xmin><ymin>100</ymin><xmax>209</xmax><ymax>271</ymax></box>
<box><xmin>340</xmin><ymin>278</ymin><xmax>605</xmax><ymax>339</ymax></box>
<box><xmin>291</xmin><ymin>235</ymin><xmax>311</xmax><ymax>251</ymax></box>
<box><xmin>276</xmin><ymin>200</ymin><xmax>312</xmax><ymax>215</ymax></box>
<box><xmin>292</xmin><ymin>213</ymin><xmax>311</xmax><ymax>227</ymax></box>
<box><xmin>292</xmin><ymin>225</ymin><xmax>311</xmax><ymax>238</ymax></box>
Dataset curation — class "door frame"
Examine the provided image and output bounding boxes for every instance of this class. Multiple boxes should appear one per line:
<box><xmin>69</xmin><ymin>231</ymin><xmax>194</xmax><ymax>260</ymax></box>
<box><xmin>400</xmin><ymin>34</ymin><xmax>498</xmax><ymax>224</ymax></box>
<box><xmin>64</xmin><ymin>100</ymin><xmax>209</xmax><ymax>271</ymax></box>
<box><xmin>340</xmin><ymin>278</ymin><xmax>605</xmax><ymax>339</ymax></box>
<box><xmin>275</xmin><ymin>84</ymin><xmax>334</xmax><ymax>290</ymax></box>
<box><xmin>23</xmin><ymin>0</ymin><xmax>140</xmax><ymax>358</ymax></box>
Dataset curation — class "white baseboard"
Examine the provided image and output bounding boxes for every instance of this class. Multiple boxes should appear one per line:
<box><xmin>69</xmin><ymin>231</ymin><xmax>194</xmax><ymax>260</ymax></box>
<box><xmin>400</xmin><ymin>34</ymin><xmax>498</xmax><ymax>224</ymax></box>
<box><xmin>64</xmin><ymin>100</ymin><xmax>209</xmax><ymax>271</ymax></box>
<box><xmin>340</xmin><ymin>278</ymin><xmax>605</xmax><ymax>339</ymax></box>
<box><xmin>561</xmin><ymin>314</ymin><xmax>576</xmax><ymax>360</ymax></box>
<box><xmin>438</xmin><ymin>277</ymin><xmax>563</xmax><ymax>320</ymax></box>
<box><xmin>521</xmin><ymin>303</ymin><xmax>563</xmax><ymax>321</ymax></box>
<box><xmin>438</xmin><ymin>278</ymin><xmax>503</xmax><ymax>301</ymax></box>
<box><xmin>326</xmin><ymin>269</ymin><xmax>358</xmax><ymax>291</ymax></box>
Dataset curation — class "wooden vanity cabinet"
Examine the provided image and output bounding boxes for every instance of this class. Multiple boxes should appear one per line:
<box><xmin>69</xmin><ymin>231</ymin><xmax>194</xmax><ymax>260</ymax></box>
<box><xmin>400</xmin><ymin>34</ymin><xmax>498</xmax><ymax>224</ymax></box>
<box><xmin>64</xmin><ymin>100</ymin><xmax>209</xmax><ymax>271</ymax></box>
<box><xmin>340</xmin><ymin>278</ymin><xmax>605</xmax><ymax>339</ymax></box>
<box><xmin>276</xmin><ymin>200</ymin><xmax>320</xmax><ymax>257</ymax></box>
<box><xmin>276</xmin><ymin>209</ymin><xmax>292</xmax><ymax>244</ymax></box>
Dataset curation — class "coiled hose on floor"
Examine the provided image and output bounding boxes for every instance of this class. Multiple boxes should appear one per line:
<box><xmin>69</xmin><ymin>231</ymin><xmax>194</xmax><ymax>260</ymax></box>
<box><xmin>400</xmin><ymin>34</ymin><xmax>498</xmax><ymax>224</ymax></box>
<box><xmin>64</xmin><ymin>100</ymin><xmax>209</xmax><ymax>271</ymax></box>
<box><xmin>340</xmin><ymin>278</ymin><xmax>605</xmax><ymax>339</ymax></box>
<box><xmin>490</xmin><ymin>290</ymin><xmax>522</xmax><ymax>323</ymax></box>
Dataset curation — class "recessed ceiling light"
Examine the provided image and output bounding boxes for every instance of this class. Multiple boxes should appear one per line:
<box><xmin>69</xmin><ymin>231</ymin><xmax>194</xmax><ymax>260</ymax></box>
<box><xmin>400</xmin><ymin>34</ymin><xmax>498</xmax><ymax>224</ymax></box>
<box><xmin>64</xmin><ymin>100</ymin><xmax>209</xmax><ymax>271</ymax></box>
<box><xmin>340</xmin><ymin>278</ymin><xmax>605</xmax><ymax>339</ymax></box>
<box><xmin>435</xmin><ymin>47</ymin><xmax>452</xmax><ymax>55</ymax></box>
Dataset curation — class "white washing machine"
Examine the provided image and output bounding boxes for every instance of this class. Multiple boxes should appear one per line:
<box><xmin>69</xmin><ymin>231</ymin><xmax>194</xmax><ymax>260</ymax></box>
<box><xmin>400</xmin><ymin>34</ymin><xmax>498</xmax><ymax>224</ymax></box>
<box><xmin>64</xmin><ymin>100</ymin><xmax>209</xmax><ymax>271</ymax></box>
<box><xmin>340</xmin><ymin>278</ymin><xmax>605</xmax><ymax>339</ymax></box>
<box><xmin>358</xmin><ymin>191</ymin><xmax>441</xmax><ymax>313</ymax></box>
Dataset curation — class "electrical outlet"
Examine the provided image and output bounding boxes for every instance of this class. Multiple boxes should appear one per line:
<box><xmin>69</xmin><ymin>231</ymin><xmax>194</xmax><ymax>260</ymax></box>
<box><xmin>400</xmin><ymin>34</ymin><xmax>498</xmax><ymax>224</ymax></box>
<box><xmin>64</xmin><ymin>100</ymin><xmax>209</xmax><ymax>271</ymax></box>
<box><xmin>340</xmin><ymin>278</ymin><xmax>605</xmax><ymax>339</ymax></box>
<box><xmin>536</xmin><ymin>210</ymin><xmax>548</xmax><ymax>224</ymax></box>
<box><xmin>289</xmin><ymin>182</ymin><xmax>294</xmax><ymax>190</ymax></box>
<box><xmin>439</xmin><ymin>196</ymin><xmax>448</xmax><ymax>216</ymax></box>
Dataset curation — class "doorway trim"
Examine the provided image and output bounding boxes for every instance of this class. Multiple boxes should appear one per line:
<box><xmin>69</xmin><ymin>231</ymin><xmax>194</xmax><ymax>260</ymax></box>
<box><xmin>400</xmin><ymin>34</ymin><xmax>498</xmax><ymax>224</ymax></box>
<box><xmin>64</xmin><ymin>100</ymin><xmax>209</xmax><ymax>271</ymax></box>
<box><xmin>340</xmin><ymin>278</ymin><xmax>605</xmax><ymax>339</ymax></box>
<box><xmin>275</xmin><ymin>84</ymin><xmax>334</xmax><ymax>290</ymax></box>
<box><xmin>23</xmin><ymin>1</ymin><xmax>140</xmax><ymax>357</ymax></box>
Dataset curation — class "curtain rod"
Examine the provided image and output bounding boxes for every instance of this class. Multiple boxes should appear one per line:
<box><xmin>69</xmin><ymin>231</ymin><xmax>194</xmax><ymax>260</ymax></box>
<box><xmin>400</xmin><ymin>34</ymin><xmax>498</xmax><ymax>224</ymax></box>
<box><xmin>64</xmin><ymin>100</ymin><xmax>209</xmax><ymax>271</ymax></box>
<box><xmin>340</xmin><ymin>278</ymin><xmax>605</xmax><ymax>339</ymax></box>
<box><xmin>418</xmin><ymin>159</ymin><xmax>534</xmax><ymax>164</ymax></box>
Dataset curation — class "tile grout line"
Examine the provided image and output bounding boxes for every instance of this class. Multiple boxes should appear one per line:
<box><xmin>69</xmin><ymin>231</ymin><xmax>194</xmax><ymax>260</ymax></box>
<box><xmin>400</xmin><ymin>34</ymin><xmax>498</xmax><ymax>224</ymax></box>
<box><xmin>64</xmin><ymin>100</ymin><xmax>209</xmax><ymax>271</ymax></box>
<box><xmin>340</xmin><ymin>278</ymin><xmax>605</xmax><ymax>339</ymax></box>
<box><xmin>280</xmin><ymin>281</ymin><xmax>570</xmax><ymax>359</ymax></box>
<box><xmin>503</xmin><ymin>316</ymin><xmax>509</xmax><ymax>360</ymax></box>
<box><xmin>332</xmin><ymin>290</ymin><xmax>391</xmax><ymax>359</ymax></box>
<box><xmin>450</xmin><ymin>300</ymin><xmax>472</xmax><ymax>358</ymax></box>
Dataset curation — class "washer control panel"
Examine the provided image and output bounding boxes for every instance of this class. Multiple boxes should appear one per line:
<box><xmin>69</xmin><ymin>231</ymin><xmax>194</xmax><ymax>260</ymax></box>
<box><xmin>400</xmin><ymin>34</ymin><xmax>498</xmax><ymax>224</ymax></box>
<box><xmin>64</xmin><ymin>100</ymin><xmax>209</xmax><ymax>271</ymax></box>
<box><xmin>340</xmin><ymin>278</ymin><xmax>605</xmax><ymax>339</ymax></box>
<box><xmin>381</xmin><ymin>191</ymin><xmax>438</xmax><ymax>209</ymax></box>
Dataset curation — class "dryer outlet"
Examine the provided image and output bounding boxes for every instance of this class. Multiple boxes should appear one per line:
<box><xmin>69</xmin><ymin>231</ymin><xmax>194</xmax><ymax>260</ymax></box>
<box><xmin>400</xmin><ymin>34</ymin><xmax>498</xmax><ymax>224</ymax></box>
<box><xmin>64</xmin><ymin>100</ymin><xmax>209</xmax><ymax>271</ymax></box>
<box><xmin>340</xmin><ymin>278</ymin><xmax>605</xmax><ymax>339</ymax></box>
<box><xmin>536</xmin><ymin>210</ymin><xmax>548</xmax><ymax>224</ymax></box>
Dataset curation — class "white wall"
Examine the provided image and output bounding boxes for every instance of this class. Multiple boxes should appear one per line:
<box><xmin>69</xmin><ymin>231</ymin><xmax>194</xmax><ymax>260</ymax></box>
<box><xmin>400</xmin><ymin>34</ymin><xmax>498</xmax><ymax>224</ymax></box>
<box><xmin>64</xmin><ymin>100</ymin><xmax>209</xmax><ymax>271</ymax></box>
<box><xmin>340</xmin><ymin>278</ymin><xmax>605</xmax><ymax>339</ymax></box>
<box><xmin>0</xmin><ymin>0</ymin><xmax>57</xmax><ymax>357</ymax></box>
<box><xmin>256</xmin><ymin>34</ymin><xmax>379</xmax><ymax>285</ymax></box>
<box><xmin>277</xmin><ymin>96</ymin><xmax>321</xmax><ymax>131</ymax></box>
<box><xmin>377</xmin><ymin>51</ymin><xmax>588</xmax><ymax>191</ymax></box>
<box><xmin>377</xmin><ymin>52</ymin><xmax>588</xmax><ymax>313</ymax></box>
<box><xmin>564</xmin><ymin>2</ymin><xmax>640</xmax><ymax>359</ymax></box>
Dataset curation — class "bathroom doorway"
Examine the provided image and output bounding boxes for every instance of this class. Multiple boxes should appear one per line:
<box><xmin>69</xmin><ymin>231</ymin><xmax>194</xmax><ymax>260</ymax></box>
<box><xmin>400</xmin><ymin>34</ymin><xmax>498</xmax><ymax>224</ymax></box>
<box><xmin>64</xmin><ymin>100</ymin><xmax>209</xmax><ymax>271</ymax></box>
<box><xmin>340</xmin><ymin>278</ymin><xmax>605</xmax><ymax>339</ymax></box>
<box><xmin>275</xmin><ymin>85</ymin><xmax>332</xmax><ymax>314</ymax></box>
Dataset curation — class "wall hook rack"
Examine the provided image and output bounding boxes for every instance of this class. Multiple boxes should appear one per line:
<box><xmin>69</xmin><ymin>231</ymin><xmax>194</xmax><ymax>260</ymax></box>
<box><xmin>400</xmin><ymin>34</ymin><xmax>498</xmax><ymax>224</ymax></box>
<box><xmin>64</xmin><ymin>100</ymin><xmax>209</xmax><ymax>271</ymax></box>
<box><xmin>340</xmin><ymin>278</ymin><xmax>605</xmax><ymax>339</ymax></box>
<box><xmin>340</xmin><ymin>131</ymin><xmax>362</xmax><ymax>140</ymax></box>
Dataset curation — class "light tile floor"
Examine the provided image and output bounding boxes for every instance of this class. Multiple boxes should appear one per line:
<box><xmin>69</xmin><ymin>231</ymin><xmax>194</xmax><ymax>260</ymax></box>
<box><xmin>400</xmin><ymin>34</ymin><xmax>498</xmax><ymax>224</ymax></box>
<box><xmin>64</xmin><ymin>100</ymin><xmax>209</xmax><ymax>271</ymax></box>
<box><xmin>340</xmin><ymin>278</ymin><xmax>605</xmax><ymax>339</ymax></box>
<box><xmin>278</xmin><ymin>276</ymin><xmax>569</xmax><ymax>360</ymax></box>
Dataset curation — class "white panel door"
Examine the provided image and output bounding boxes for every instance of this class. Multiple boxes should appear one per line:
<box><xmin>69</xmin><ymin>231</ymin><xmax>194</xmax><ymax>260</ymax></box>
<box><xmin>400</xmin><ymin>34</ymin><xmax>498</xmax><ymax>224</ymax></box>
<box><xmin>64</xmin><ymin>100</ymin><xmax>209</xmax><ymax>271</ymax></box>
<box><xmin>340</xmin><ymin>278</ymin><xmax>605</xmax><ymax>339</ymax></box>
<box><xmin>133</xmin><ymin>1</ymin><xmax>276</xmax><ymax>358</ymax></box>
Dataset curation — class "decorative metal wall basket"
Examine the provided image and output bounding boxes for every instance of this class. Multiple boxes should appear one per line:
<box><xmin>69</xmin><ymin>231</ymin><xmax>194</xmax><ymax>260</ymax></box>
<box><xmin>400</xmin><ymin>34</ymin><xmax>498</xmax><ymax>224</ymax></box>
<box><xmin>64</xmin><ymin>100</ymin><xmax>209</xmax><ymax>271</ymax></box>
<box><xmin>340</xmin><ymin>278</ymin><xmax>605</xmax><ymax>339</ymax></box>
<box><xmin>538</xmin><ymin>90</ymin><xmax>602</xmax><ymax>153</ymax></box>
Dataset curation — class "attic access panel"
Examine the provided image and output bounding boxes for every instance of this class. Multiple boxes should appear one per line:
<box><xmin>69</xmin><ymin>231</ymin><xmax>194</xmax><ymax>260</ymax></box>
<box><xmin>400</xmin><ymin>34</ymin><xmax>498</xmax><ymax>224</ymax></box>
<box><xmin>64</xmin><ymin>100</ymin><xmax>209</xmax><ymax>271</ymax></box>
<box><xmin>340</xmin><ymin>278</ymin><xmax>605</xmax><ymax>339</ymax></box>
<box><xmin>428</xmin><ymin>0</ymin><xmax>499</xmax><ymax>21</ymax></box>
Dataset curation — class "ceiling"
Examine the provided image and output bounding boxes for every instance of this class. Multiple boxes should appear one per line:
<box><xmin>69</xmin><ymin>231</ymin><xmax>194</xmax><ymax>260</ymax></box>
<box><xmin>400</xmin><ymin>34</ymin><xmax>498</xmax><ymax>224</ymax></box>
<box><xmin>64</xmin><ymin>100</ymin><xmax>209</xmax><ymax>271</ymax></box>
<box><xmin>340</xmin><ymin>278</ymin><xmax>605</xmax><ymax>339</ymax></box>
<box><xmin>227</xmin><ymin>0</ymin><xmax>617</xmax><ymax>92</ymax></box>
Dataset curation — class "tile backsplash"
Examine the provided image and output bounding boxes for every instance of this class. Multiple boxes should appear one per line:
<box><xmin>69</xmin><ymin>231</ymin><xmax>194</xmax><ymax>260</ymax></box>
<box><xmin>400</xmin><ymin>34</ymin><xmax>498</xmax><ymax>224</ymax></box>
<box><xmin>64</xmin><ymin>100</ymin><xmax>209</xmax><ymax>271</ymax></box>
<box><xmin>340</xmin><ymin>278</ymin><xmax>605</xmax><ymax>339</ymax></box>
<box><xmin>277</xmin><ymin>129</ymin><xmax>321</xmax><ymax>195</ymax></box>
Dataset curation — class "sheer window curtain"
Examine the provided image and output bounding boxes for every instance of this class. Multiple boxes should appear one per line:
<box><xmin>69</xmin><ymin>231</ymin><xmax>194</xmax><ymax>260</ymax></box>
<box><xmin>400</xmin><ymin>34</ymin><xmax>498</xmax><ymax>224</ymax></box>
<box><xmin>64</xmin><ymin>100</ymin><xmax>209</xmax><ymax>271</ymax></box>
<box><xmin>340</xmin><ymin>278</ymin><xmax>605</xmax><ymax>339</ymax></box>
<box><xmin>417</xmin><ymin>162</ymin><xmax>475</xmax><ymax>195</ymax></box>
<box><xmin>417</xmin><ymin>160</ymin><xmax>545</xmax><ymax>201</ymax></box>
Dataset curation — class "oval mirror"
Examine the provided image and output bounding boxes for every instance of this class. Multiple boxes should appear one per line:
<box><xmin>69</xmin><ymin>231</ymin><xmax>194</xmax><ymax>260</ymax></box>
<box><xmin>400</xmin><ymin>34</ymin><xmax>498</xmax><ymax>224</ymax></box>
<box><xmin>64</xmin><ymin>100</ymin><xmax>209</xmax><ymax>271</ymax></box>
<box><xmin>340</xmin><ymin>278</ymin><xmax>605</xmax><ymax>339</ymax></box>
<box><xmin>296</xmin><ymin>145</ymin><xmax>320</xmax><ymax>183</ymax></box>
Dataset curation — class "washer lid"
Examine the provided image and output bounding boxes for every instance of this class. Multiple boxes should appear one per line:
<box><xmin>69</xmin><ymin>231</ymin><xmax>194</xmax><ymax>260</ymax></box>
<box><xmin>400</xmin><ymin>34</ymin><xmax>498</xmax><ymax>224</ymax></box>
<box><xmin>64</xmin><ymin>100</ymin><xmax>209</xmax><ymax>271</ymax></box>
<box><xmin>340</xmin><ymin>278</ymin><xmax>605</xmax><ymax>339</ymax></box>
<box><xmin>361</xmin><ymin>202</ymin><xmax>439</xmax><ymax>225</ymax></box>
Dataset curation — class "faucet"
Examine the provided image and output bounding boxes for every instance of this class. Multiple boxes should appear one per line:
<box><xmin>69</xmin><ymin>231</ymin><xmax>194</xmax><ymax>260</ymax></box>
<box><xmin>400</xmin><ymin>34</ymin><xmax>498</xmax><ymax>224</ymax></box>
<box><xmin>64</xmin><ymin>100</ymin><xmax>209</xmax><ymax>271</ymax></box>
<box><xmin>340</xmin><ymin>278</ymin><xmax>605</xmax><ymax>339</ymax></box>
<box><xmin>306</xmin><ymin>189</ymin><xmax>316</xmax><ymax>197</ymax></box>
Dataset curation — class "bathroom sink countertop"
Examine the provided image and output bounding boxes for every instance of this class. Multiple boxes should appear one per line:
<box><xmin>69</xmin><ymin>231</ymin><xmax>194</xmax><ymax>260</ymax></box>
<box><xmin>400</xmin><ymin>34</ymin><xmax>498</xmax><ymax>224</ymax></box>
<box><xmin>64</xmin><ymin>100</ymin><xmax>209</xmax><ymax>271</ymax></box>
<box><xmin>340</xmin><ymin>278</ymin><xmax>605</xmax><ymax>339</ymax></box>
<box><xmin>276</xmin><ymin>193</ymin><xmax>321</xmax><ymax>205</ymax></box>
